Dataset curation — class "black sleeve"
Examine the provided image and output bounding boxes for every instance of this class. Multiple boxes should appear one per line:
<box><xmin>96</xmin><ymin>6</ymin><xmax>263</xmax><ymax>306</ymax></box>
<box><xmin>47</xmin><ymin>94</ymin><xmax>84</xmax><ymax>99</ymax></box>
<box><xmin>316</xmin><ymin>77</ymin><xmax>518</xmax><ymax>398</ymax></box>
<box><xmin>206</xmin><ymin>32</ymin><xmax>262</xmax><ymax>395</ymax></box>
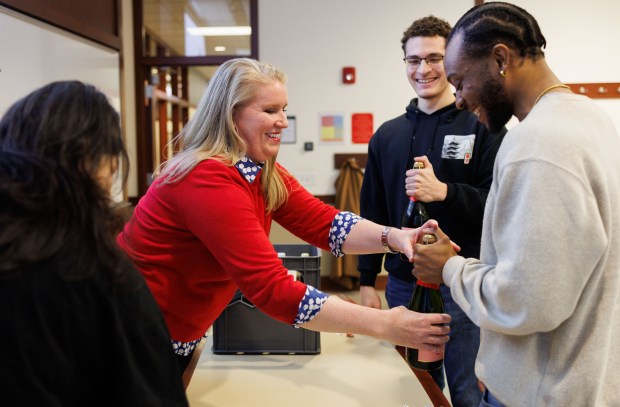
<box><xmin>0</xmin><ymin>263</ymin><xmax>189</xmax><ymax>407</ymax></box>
<box><xmin>107</xmin><ymin>267</ymin><xmax>190</xmax><ymax>407</ymax></box>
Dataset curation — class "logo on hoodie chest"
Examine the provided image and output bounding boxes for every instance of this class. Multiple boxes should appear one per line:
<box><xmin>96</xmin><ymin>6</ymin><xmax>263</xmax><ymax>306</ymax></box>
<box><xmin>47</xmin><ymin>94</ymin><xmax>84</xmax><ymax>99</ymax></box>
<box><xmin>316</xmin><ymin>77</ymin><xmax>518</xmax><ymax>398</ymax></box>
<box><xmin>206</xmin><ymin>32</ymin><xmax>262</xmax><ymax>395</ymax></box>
<box><xmin>442</xmin><ymin>134</ymin><xmax>476</xmax><ymax>163</ymax></box>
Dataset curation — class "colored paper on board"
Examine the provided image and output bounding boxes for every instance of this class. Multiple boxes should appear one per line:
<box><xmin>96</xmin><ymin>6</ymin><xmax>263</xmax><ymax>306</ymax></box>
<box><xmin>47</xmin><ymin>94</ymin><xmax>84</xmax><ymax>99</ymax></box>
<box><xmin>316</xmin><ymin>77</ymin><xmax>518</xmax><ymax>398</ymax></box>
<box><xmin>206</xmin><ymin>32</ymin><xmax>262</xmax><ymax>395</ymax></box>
<box><xmin>351</xmin><ymin>113</ymin><xmax>373</xmax><ymax>143</ymax></box>
<box><xmin>320</xmin><ymin>113</ymin><xmax>344</xmax><ymax>142</ymax></box>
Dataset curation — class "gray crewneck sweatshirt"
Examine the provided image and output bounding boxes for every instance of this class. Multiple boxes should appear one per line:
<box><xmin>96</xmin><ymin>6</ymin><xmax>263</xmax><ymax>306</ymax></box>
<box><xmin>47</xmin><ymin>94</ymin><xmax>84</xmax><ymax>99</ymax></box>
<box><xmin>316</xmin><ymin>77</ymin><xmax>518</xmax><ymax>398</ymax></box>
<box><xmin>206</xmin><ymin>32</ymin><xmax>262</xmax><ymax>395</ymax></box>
<box><xmin>444</xmin><ymin>93</ymin><xmax>620</xmax><ymax>406</ymax></box>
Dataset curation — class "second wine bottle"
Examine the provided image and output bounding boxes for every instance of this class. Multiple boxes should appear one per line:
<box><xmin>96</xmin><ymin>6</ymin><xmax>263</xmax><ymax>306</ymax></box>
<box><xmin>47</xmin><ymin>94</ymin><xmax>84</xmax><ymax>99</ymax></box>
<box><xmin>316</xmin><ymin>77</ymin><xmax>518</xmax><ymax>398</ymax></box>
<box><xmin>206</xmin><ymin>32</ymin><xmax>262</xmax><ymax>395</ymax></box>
<box><xmin>400</xmin><ymin>161</ymin><xmax>428</xmax><ymax>261</ymax></box>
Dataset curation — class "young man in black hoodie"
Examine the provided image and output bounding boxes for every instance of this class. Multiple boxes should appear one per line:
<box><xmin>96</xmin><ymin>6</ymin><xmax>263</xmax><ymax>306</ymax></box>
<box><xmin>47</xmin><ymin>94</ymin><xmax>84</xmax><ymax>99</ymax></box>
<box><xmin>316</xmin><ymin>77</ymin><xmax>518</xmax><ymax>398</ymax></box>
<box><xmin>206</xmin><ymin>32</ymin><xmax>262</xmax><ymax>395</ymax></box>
<box><xmin>358</xmin><ymin>16</ymin><xmax>505</xmax><ymax>406</ymax></box>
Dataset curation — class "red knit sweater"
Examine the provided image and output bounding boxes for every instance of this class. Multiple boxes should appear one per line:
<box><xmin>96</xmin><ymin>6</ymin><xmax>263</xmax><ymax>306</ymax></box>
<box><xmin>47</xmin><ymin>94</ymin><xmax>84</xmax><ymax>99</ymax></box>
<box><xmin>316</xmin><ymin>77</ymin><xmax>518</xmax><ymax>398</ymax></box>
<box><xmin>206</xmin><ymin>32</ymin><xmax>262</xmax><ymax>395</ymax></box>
<box><xmin>117</xmin><ymin>160</ymin><xmax>338</xmax><ymax>342</ymax></box>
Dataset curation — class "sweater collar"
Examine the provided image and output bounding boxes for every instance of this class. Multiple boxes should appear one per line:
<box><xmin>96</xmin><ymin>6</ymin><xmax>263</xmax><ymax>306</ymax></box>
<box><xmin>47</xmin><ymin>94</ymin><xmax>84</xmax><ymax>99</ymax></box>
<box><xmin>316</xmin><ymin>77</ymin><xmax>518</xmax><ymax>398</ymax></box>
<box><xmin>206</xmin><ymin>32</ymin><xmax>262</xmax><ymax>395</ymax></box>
<box><xmin>235</xmin><ymin>156</ymin><xmax>264</xmax><ymax>184</ymax></box>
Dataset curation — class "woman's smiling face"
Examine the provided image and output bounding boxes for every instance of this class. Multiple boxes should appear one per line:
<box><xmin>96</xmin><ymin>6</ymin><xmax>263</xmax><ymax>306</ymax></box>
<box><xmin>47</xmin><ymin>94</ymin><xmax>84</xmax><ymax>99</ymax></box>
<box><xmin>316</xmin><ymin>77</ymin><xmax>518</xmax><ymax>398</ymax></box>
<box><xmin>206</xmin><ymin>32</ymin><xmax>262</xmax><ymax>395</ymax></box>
<box><xmin>234</xmin><ymin>80</ymin><xmax>289</xmax><ymax>163</ymax></box>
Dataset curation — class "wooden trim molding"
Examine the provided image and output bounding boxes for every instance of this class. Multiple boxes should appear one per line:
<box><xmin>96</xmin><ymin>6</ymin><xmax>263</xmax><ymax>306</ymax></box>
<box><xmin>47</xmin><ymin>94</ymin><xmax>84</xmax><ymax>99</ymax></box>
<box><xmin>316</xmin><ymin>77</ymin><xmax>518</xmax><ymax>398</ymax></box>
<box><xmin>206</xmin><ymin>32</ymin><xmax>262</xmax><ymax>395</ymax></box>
<box><xmin>334</xmin><ymin>153</ymin><xmax>368</xmax><ymax>169</ymax></box>
<box><xmin>0</xmin><ymin>0</ymin><xmax>121</xmax><ymax>50</ymax></box>
<box><xmin>566</xmin><ymin>82</ymin><xmax>620</xmax><ymax>99</ymax></box>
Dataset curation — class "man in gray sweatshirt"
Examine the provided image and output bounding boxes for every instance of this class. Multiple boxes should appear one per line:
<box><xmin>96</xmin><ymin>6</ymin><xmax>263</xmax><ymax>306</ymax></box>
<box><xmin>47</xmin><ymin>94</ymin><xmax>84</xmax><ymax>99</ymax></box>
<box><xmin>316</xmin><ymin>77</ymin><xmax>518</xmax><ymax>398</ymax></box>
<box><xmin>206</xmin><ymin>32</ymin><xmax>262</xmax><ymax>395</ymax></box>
<box><xmin>411</xmin><ymin>2</ymin><xmax>620</xmax><ymax>406</ymax></box>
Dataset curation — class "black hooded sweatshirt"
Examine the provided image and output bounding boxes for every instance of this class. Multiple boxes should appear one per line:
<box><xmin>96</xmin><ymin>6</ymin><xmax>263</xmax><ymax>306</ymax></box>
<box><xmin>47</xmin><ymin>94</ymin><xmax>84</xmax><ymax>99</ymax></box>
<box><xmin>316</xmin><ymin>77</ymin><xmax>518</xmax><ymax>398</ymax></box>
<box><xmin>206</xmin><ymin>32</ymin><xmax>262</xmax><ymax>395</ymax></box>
<box><xmin>358</xmin><ymin>98</ymin><xmax>506</xmax><ymax>286</ymax></box>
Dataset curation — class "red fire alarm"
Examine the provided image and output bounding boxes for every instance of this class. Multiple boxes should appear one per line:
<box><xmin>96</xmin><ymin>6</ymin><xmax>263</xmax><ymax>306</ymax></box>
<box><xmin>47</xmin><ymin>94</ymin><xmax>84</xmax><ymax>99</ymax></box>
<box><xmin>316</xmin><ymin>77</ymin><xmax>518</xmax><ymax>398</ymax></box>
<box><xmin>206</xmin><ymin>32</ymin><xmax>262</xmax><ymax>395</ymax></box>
<box><xmin>342</xmin><ymin>67</ymin><xmax>356</xmax><ymax>84</ymax></box>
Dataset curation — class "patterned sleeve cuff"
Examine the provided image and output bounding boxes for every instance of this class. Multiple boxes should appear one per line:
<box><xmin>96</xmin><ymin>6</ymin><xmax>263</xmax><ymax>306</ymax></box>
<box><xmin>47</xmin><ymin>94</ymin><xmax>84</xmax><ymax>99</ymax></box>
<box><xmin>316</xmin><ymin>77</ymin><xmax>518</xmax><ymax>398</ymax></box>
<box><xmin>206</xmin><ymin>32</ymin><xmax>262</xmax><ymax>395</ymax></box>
<box><xmin>293</xmin><ymin>285</ymin><xmax>329</xmax><ymax>327</ymax></box>
<box><xmin>328</xmin><ymin>211</ymin><xmax>363</xmax><ymax>257</ymax></box>
<box><xmin>171</xmin><ymin>332</ymin><xmax>209</xmax><ymax>356</ymax></box>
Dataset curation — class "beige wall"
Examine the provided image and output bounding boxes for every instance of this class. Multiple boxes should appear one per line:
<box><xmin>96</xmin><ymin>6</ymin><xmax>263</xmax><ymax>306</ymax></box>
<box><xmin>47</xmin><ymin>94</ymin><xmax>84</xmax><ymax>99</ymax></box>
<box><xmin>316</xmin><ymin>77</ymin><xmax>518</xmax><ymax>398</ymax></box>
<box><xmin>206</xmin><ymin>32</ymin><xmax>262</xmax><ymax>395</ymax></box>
<box><xmin>6</xmin><ymin>0</ymin><xmax>620</xmax><ymax>276</ymax></box>
<box><xmin>7</xmin><ymin>1</ymin><xmax>619</xmax><ymax>200</ymax></box>
<box><xmin>260</xmin><ymin>0</ymin><xmax>620</xmax><ymax>275</ymax></box>
<box><xmin>120</xmin><ymin>0</ymin><xmax>620</xmax><ymax>199</ymax></box>
<box><xmin>259</xmin><ymin>0</ymin><xmax>620</xmax><ymax>196</ymax></box>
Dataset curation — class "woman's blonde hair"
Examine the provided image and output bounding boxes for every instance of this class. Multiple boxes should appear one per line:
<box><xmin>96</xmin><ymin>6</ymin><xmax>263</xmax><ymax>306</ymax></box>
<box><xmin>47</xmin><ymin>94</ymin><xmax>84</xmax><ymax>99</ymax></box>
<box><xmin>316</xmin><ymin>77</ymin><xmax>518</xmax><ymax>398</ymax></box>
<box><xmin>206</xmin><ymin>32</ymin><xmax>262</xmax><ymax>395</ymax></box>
<box><xmin>158</xmin><ymin>58</ymin><xmax>290</xmax><ymax>212</ymax></box>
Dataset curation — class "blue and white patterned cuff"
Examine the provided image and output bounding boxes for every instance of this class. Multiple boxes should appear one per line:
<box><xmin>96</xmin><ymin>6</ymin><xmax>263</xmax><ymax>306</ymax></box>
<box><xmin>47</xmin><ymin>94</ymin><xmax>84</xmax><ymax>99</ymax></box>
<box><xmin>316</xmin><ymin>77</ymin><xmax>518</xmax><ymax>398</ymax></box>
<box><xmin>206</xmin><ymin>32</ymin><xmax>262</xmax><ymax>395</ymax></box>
<box><xmin>294</xmin><ymin>285</ymin><xmax>329</xmax><ymax>327</ymax></box>
<box><xmin>328</xmin><ymin>211</ymin><xmax>362</xmax><ymax>257</ymax></box>
<box><xmin>171</xmin><ymin>332</ymin><xmax>209</xmax><ymax>356</ymax></box>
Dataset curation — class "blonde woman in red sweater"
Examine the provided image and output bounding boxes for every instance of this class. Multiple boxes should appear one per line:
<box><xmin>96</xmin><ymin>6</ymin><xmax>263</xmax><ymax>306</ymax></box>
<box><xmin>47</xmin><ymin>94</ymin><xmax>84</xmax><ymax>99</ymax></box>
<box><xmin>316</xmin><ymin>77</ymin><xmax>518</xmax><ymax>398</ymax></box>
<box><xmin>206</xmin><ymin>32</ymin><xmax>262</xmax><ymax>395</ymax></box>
<box><xmin>117</xmin><ymin>58</ymin><xmax>451</xmax><ymax>384</ymax></box>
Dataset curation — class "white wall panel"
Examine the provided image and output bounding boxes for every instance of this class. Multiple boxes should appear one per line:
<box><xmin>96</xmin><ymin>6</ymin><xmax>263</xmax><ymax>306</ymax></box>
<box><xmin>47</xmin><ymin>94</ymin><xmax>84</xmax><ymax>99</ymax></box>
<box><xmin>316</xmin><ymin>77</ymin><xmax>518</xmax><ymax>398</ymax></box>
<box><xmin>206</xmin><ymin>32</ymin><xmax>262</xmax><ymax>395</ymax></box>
<box><xmin>259</xmin><ymin>0</ymin><xmax>620</xmax><ymax>195</ymax></box>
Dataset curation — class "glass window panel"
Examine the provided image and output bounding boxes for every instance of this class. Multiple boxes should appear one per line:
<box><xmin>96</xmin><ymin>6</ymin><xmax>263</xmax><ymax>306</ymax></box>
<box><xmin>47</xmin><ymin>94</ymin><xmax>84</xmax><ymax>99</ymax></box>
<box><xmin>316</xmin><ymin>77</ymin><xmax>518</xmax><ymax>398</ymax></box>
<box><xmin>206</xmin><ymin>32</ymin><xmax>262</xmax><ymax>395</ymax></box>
<box><xmin>142</xmin><ymin>0</ymin><xmax>252</xmax><ymax>57</ymax></box>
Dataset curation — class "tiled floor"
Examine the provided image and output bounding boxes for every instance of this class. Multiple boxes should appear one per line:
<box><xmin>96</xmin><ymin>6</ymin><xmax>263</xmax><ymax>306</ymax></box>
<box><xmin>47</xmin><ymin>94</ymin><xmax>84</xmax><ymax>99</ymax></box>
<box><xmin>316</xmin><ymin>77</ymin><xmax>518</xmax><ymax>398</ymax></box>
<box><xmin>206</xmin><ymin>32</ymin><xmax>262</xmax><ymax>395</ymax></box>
<box><xmin>185</xmin><ymin>290</ymin><xmax>451</xmax><ymax>407</ymax></box>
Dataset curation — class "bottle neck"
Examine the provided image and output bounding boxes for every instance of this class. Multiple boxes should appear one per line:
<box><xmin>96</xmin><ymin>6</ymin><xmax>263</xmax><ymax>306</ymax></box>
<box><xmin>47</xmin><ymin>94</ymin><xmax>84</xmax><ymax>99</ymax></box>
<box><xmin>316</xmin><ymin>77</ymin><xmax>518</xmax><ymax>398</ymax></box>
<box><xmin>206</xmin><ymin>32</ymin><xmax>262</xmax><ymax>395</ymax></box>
<box><xmin>416</xmin><ymin>280</ymin><xmax>440</xmax><ymax>290</ymax></box>
<box><xmin>410</xmin><ymin>161</ymin><xmax>425</xmax><ymax>203</ymax></box>
<box><xmin>409</xmin><ymin>162</ymin><xmax>424</xmax><ymax>202</ymax></box>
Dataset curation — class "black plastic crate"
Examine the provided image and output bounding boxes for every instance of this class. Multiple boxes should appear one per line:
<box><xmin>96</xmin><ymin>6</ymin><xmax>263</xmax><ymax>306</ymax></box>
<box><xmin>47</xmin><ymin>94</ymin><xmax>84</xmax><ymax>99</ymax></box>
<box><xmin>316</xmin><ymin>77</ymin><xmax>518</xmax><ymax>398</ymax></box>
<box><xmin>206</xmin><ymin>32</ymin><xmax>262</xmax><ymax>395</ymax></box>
<box><xmin>212</xmin><ymin>244</ymin><xmax>321</xmax><ymax>355</ymax></box>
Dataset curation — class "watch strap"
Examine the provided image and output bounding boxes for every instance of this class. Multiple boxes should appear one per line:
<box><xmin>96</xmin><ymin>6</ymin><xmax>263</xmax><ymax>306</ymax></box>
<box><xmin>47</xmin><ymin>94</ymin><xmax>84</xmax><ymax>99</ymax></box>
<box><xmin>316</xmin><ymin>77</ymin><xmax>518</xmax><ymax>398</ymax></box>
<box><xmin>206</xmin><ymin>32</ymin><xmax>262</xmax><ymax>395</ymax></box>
<box><xmin>381</xmin><ymin>226</ymin><xmax>399</xmax><ymax>254</ymax></box>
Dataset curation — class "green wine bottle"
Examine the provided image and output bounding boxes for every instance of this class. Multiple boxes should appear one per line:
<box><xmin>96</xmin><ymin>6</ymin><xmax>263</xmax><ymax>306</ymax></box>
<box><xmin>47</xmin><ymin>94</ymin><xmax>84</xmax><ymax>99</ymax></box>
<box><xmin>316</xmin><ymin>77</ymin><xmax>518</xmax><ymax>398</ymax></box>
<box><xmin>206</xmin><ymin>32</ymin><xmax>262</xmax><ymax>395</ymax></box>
<box><xmin>405</xmin><ymin>234</ymin><xmax>445</xmax><ymax>371</ymax></box>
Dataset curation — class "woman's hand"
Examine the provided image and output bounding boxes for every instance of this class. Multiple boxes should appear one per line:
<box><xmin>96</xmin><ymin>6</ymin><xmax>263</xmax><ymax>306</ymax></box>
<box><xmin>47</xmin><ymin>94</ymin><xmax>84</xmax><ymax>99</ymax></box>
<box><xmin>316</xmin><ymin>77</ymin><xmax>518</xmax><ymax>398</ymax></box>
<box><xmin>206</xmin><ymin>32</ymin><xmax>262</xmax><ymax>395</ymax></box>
<box><xmin>391</xmin><ymin>219</ymin><xmax>440</xmax><ymax>260</ymax></box>
<box><xmin>384</xmin><ymin>306</ymin><xmax>451</xmax><ymax>350</ymax></box>
<box><xmin>300</xmin><ymin>295</ymin><xmax>451</xmax><ymax>350</ymax></box>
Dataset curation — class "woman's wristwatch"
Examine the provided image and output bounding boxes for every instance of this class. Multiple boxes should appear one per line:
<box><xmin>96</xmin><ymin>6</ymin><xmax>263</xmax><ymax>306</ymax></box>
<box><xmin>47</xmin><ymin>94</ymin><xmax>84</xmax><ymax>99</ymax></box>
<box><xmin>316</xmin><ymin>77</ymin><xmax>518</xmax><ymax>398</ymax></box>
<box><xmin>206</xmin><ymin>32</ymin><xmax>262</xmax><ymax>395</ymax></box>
<box><xmin>381</xmin><ymin>226</ymin><xmax>399</xmax><ymax>254</ymax></box>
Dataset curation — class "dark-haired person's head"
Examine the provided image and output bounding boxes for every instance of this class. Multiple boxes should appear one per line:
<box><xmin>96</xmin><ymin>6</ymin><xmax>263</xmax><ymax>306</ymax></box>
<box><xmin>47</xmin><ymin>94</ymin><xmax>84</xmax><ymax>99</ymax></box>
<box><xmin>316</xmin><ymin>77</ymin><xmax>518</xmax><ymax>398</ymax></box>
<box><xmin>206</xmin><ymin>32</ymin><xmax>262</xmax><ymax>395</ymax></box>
<box><xmin>0</xmin><ymin>81</ymin><xmax>128</xmax><ymax>192</ymax></box>
<box><xmin>400</xmin><ymin>15</ymin><xmax>452</xmax><ymax>53</ymax></box>
<box><xmin>448</xmin><ymin>2</ymin><xmax>546</xmax><ymax>60</ymax></box>
<box><xmin>0</xmin><ymin>80</ymin><xmax>129</xmax><ymax>273</ymax></box>
<box><xmin>401</xmin><ymin>16</ymin><xmax>454</xmax><ymax>105</ymax></box>
<box><xmin>443</xmin><ymin>2</ymin><xmax>546</xmax><ymax>132</ymax></box>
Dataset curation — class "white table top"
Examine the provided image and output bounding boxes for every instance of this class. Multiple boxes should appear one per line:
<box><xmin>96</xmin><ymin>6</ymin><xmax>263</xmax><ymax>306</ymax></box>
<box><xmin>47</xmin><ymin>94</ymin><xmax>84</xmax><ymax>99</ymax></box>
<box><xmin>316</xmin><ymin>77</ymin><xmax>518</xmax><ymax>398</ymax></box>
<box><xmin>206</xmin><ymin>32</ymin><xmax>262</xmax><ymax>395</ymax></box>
<box><xmin>186</xmin><ymin>332</ymin><xmax>449</xmax><ymax>407</ymax></box>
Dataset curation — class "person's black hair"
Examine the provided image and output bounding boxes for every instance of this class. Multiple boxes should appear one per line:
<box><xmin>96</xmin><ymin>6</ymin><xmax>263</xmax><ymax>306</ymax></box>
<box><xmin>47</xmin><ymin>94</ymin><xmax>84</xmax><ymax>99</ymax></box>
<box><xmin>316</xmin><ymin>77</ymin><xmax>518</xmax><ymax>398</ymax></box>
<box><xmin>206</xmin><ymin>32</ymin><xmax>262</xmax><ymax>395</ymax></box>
<box><xmin>448</xmin><ymin>1</ymin><xmax>546</xmax><ymax>60</ymax></box>
<box><xmin>401</xmin><ymin>15</ymin><xmax>452</xmax><ymax>53</ymax></box>
<box><xmin>0</xmin><ymin>80</ymin><xmax>130</xmax><ymax>278</ymax></box>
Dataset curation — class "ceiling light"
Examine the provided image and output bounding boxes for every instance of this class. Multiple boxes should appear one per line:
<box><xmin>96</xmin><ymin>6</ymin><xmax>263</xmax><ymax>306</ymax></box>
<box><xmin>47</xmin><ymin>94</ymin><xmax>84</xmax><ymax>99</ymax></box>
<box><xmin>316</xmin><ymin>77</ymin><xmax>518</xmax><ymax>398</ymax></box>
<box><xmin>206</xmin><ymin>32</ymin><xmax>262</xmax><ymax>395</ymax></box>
<box><xmin>187</xmin><ymin>26</ymin><xmax>251</xmax><ymax>36</ymax></box>
<box><xmin>214</xmin><ymin>46</ymin><xmax>227</xmax><ymax>52</ymax></box>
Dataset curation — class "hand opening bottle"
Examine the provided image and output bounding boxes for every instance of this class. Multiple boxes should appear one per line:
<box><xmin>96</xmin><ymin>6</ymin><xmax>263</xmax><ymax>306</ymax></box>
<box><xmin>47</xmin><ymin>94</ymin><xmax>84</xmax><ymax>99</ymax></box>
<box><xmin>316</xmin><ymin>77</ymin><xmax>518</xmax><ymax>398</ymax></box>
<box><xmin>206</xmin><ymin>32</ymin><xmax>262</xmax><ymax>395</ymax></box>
<box><xmin>400</xmin><ymin>161</ymin><xmax>429</xmax><ymax>262</ymax></box>
<box><xmin>405</xmin><ymin>233</ymin><xmax>445</xmax><ymax>371</ymax></box>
